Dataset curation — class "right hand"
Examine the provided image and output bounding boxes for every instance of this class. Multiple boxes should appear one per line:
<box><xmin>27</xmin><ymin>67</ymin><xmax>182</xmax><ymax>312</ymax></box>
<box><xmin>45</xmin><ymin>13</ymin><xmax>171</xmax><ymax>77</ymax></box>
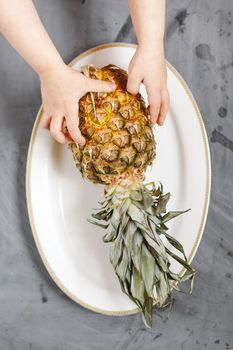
<box><xmin>39</xmin><ymin>64</ymin><xmax>116</xmax><ymax>145</ymax></box>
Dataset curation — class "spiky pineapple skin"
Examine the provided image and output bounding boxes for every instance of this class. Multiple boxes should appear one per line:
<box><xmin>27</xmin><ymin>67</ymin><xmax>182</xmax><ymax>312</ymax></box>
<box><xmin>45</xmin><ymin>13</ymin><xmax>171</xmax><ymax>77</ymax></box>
<box><xmin>68</xmin><ymin>65</ymin><xmax>156</xmax><ymax>185</ymax></box>
<box><xmin>66</xmin><ymin>64</ymin><xmax>195</xmax><ymax>328</ymax></box>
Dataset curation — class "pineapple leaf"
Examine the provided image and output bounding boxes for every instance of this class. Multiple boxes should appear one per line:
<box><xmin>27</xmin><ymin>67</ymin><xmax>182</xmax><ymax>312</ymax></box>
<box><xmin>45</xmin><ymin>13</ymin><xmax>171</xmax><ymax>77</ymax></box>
<box><xmin>115</xmin><ymin>245</ymin><xmax>129</xmax><ymax>281</ymax></box>
<box><xmin>153</xmin><ymin>260</ymin><xmax>163</xmax><ymax>282</ymax></box>
<box><xmin>117</xmin><ymin>267</ymin><xmax>134</xmax><ymax>302</ymax></box>
<box><xmin>154</xmin><ymin>192</ymin><xmax>171</xmax><ymax>215</ymax></box>
<box><xmin>130</xmin><ymin>190</ymin><xmax>143</xmax><ymax>201</ymax></box>
<box><xmin>142</xmin><ymin>296</ymin><xmax>153</xmax><ymax>329</ymax></box>
<box><xmin>127</xmin><ymin>203</ymin><xmax>146</xmax><ymax>223</ymax></box>
<box><xmin>167</xmin><ymin>271</ymin><xmax>180</xmax><ymax>281</ymax></box>
<box><xmin>160</xmin><ymin>222</ymin><xmax>169</xmax><ymax>231</ymax></box>
<box><xmin>87</xmin><ymin>218</ymin><xmax>109</xmax><ymax>229</ymax></box>
<box><xmin>103</xmin><ymin>229</ymin><xmax>118</xmax><ymax>243</ymax></box>
<box><xmin>161</xmin><ymin>209</ymin><xmax>190</xmax><ymax>223</ymax></box>
<box><xmin>131</xmin><ymin>265</ymin><xmax>145</xmax><ymax>307</ymax></box>
<box><xmin>146</xmin><ymin>243</ymin><xmax>170</xmax><ymax>273</ymax></box>
<box><xmin>142</xmin><ymin>191</ymin><xmax>154</xmax><ymax>209</ymax></box>
<box><xmin>110</xmin><ymin>207</ymin><xmax>121</xmax><ymax>231</ymax></box>
<box><xmin>165</xmin><ymin>247</ymin><xmax>195</xmax><ymax>275</ymax></box>
<box><xmin>91</xmin><ymin>209</ymin><xmax>111</xmax><ymax>221</ymax></box>
<box><xmin>131</xmin><ymin>229</ymin><xmax>143</xmax><ymax>272</ymax></box>
<box><xmin>156</xmin><ymin>273</ymin><xmax>170</xmax><ymax>306</ymax></box>
<box><xmin>110</xmin><ymin>235</ymin><xmax>123</xmax><ymax>268</ymax></box>
<box><xmin>123</xmin><ymin>221</ymin><xmax>137</xmax><ymax>259</ymax></box>
<box><xmin>162</xmin><ymin>232</ymin><xmax>187</xmax><ymax>260</ymax></box>
<box><xmin>141</xmin><ymin>243</ymin><xmax>155</xmax><ymax>298</ymax></box>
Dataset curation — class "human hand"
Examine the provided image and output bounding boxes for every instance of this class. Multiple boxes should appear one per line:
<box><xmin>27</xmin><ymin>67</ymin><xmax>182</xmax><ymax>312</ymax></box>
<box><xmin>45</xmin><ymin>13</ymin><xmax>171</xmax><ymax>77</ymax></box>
<box><xmin>127</xmin><ymin>45</ymin><xmax>169</xmax><ymax>126</ymax></box>
<box><xmin>40</xmin><ymin>64</ymin><xmax>116</xmax><ymax>145</ymax></box>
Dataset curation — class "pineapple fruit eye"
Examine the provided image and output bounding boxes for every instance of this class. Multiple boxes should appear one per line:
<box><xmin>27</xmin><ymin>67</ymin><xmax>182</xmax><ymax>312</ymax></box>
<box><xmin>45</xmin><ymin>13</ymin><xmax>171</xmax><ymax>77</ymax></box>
<box><xmin>102</xmin><ymin>101</ymin><xmax>112</xmax><ymax>113</ymax></box>
<box><xmin>119</xmin><ymin>106</ymin><xmax>134</xmax><ymax>120</ymax></box>
<box><xmin>125</xmin><ymin>121</ymin><xmax>142</xmax><ymax>135</ymax></box>
<box><xmin>112</xmin><ymin>132</ymin><xmax>131</xmax><ymax>148</ymax></box>
<box><xmin>108</xmin><ymin>117</ymin><xmax>125</xmax><ymax>131</ymax></box>
<box><xmin>101</xmin><ymin>147</ymin><xmax>119</xmax><ymax>163</ymax></box>
<box><xmin>82</xmin><ymin>125</ymin><xmax>95</xmax><ymax>139</ymax></box>
<box><xmin>93</xmin><ymin>130</ymin><xmax>112</xmax><ymax>144</ymax></box>
<box><xmin>132</xmin><ymin>139</ymin><xmax>146</xmax><ymax>153</ymax></box>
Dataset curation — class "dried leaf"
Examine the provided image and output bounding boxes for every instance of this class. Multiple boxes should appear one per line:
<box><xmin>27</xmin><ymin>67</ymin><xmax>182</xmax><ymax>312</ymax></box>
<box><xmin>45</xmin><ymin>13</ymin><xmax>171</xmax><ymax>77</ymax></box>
<box><xmin>154</xmin><ymin>192</ymin><xmax>170</xmax><ymax>215</ymax></box>
<box><xmin>120</xmin><ymin>214</ymin><xmax>130</xmax><ymax>233</ymax></box>
<box><xmin>120</xmin><ymin>198</ymin><xmax>131</xmax><ymax>213</ymax></box>
<box><xmin>161</xmin><ymin>209</ymin><xmax>190</xmax><ymax>223</ymax></box>
<box><xmin>142</xmin><ymin>191</ymin><xmax>154</xmax><ymax>209</ymax></box>
<box><xmin>142</xmin><ymin>296</ymin><xmax>153</xmax><ymax>329</ymax></box>
<box><xmin>154</xmin><ymin>261</ymin><xmax>163</xmax><ymax>282</ymax></box>
<box><xmin>117</xmin><ymin>267</ymin><xmax>132</xmax><ymax>299</ymax></box>
<box><xmin>146</xmin><ymin>244</ymin><xmax>170</xmax><ymax>273</ymax></box>
<box><xmin>123</xmin><ymin>221</ymin><xmax>137</xmax><ymax>258</ymax></box>
<box><xmin>110</xmin><ymin>235</ymin><xmax>123</xmax><ymax>268</ymax></box>
<box><xmin>165</xmin><ymin>247</ymin><xmax>195</xmax><ymax>274</ymax></box>
<box><xmin>131</xmin><ymin>229</ymin><xmax>143</xmax><ymax>272</ymax></box>
<box><xmin>110</xmin><ymin>207</ymin><xmax>121</xmax><ymax>231</ymax></box>
<box><xmin>91</xmin><ymin>209</ymin><xmax>111</xmax><ymax>221</ymax></box>
<box><xmin>156</xmin><ymin>273</ymin><xmax>170</xmax><ymax>306</ymax></box>
<box><xmin>163</xmin><ymin>232</ymin><xmax>187</xmax><ymax>260</ymax></box>
<box><xmin>130</xmin><ymin>190</ymin><xmax>143</xmax><ymax>201</ymax></box>
<box><xmin>103</xmin><ymin>229</ymin><xmax>118</xmax><ymax>243</ymax></box>
<box><xmin>115</xmin><ymin>245</ymin><xmax>129</xmax><ymax>281</ymax></box>
<box><xmin>131</xmin><ymin>265</ymin><xmax>145</xmax><ymax>307</ymax></box>
<box><xmin>127</xmin><ymin>204</ymin><xmax>146</xmax><ymax>223</ymax></box>
<box><xmin>87</xmin><ymin>219</ymin><xmax>109</xmax><ymax>229</ymax></box>
<box><xmin>141</xmin><ymin>243</ymin><xmax>155</xmax><ymax>298</ymax></box>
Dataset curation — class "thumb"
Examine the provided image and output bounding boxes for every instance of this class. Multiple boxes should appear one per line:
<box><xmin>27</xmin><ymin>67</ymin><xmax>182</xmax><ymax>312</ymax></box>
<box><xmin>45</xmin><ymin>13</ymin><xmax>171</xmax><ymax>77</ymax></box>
<box><xmin>84</xmin><ymin>77</ymin><xmax>116</xmax><ymax>93</ymax></box>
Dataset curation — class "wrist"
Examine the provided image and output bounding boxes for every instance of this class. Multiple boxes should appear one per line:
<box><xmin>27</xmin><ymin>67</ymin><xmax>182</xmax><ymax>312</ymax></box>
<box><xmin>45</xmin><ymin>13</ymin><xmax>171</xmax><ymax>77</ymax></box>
<box><xmin>37</xmin><ymin>59</ymin><xmax>66</xmax><ymax>78</ymax></box>
<box><xmin>138</xmin><ymin>41</ymin><xmax>165</xmax><ymax>59</ymax></box>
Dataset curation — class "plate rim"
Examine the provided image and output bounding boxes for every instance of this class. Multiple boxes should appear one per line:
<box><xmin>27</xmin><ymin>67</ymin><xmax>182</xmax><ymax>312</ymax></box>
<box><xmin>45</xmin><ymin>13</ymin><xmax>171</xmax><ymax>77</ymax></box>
<box><xmin>26</xmin><ymin>42</ymin><xmax>211</xmax><ymax>317</ymax></box>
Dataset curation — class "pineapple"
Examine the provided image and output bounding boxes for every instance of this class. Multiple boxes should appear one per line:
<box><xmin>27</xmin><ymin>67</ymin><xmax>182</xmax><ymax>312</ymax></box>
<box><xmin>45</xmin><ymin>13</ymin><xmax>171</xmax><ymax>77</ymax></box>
<box><xmin>66</xmin><ymin>64</ymin><xmax>195</xmax><ymax>328</ymax></box>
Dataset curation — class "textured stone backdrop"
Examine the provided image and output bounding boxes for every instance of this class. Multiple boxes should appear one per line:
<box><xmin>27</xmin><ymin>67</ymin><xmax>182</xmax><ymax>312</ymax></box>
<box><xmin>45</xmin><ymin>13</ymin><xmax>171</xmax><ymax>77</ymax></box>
<box><xmin>0</xmin><ymin>1</ymin><xmax>232</xmax><ymax>349</ymax></box>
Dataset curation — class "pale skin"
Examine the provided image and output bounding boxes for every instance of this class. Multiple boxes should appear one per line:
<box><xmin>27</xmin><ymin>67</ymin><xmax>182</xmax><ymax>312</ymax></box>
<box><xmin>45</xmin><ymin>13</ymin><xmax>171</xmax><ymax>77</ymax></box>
<box><xmin>0</xmin><ymin>0</ymin><xmax>169</xmax><ymax>146</ymax></box>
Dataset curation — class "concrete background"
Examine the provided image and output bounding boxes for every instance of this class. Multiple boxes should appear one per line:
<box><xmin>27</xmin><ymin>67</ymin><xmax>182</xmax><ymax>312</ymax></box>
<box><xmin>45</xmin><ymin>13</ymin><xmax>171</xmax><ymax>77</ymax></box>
<box><xmin>0</xmin><ymin>0</ymin><xmax>233</xmax><ymax>349</ymax></box>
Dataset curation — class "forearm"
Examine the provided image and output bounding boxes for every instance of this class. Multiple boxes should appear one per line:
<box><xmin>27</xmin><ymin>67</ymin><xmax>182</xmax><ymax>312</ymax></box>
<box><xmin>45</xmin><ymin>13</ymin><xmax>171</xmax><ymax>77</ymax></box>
<box><xmin>0</xmin><ymin>0</ymin><xmax>64</xmax><ymax>75</ymax></box>
<box><xmin>127</xmin><ymin>0</ymin><xmax>168</xmax><ymax>126</ymax></box>
<box><xmin>128</xmin><ymin>0</ymin><xmax>165</xmax><ymax>52</ymax></box>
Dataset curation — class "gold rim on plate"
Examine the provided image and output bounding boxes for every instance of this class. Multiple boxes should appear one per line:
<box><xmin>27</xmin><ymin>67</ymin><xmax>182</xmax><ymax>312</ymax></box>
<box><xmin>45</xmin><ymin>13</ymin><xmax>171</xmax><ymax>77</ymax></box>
<box><xmin>26</xmin><ymin>42</ymin><xmax>211</xmax><ymax>316</ymax></box>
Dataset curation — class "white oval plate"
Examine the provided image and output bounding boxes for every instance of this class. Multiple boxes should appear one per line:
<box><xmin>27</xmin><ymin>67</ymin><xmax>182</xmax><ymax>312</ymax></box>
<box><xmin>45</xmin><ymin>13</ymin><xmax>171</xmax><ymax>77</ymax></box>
<box><xmin>26</xmin><ymin>43</ymin><xmax>211</xmax><ymax>316</ymax></box>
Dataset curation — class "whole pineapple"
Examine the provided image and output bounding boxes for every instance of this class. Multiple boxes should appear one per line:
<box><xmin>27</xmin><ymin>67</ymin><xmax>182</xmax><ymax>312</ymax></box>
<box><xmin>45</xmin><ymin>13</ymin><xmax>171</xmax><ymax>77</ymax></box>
<box><xmin>66</xmin><ymin>64</ymin><xmax>195</xmax><ymax>328</ymax></box>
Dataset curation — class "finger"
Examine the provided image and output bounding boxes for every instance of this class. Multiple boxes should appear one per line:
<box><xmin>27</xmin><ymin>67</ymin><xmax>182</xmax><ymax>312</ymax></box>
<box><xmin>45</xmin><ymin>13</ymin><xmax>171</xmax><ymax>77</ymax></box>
<box><xmin>83</xmin><ymin>77</ymin><xmax>116</xmax><ymax>93</ymax></box>
<box><xmin>60</xmin><ymin>119</ymin><xmax>72</xmax><ymax>141</ymax></box>
<box><xmin>50</xmin><ymin>115</ymin><xmax>67</xmax><ymax>144</ymax></box>
<box><xmin>157</xmin><ymin>90</ymin><xmax>170</xmax><ymax>126</ymax></box>
<box><xmin>66</xmin><ymin>108</ymin><xmax>86</xmax><ymax>146</ymax></box>
<box><xmin>146</xmin><ymin>87</ymin><xmax>161</xmax><ymax>125</ymax></box>
<box><xmin>127</xmin><ymin>72</ymin><xmax>142</xmax><ymax>95</ymax></box>
<box><xmin>41</xmin><ymin>113</ymin><xmax>52</xmax><ymax>130</ymax></box>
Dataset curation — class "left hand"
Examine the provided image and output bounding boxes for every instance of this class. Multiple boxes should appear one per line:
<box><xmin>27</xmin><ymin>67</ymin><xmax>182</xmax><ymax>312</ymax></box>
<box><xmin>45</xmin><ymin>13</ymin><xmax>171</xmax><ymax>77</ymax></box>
<box><xmin>127</xmin><ymin>45</ymin><xmax>170</xmax><ymax>126</ymax></box>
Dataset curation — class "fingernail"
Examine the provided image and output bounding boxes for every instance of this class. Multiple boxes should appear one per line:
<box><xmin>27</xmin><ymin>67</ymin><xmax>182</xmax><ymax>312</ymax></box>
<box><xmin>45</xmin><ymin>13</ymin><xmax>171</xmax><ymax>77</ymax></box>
<box><xmin>159</xmin><ymin>120</ymin><xmax>164</xmax><ymax>126</ymax></box>
<box><xmin>76</xmin><ymin>141</ymin><xmax>85</xmax><ymax>147</ymax></box>
<box><xmin>109</xmin><ymin>83</ymin><xmax>116</xmax><ymax>90</ymax></box>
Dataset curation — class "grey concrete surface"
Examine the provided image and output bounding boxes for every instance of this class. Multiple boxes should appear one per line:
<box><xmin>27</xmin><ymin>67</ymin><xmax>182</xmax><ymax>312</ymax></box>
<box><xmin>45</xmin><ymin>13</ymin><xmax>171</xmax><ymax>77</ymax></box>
<box><xmin>0</xmin><ymin>0</ymin><xmax>233</xmax><ymax>349</ymax></box>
